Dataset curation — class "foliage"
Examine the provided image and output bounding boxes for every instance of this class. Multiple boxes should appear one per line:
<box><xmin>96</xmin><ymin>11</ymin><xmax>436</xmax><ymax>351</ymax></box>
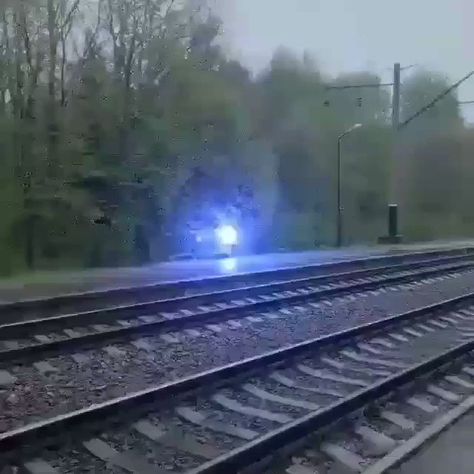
<box><xmin>0</xmin><ymin>1</ymin><xmax>470</xmax><ymax>274</ymax></box>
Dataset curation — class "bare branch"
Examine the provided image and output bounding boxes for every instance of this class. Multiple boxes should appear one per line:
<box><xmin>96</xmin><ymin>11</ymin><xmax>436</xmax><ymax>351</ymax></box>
<box><xmin>61</xmin><ymin>0</ymin><xmax>80</xmax><ymax>30</ymax></box>
<box><xmin>18</xmin><ymin>3</ymin><xmax>33</xmax><ymax>72</ymax></box>
<box><xmin>163</xmin><ymin>0</ymin><xmax>176</xmax><ymax>20</ymax></box>
<box><xmin>107</xmin><ymin>0</ymin><xmax>117</xmax><ymax>43</ymax></box>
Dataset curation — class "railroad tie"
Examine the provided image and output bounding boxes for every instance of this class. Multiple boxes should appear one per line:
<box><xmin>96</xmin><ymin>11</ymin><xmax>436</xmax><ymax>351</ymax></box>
<box><xmin>370</xmin><ymin>338</ymin><xmax>395</xmax><ymax>349</ymax></box>
<box><xmin>33</xmin><ymin>361</ymin><xmax>58</xmax><ymax>375</ymax></box>
<box><xmin>354</xmin><ymin>425</ymin><xmax>397</xmax><ymax>456</ymax></box>
<box><xmin>184</xmin><ymin>328</ymin><xmax>202</xmax><ymax>337</ymax></box>
<box><xmin>286</xmin><ymin>464</ymin><xmax>319</xmax><ymax>474</ymax></box>
<box><xmin>63</xmin><ymin>328</ymin><xmax>81</xmax><ymax>338</ymax></box>
<box><xmin>160</xmin><ymin>333</ymin><xmax>179</xmax><ymax>343</ymax></box>
<box><xmin>429</xmin><ymin>320</ymin><xmax>448</xmax><ymax>329</ymax></box>
<box><xmin>2</xmin><ymin>340</ymin><xmax>19</xmax><ymax>350</ymax></box>
<box><xmin>403</xmin><ymin>328</ymin><xmax>423</xmax><ymax>338</ymax></box>
<box><xmin>71</xmin><ymin>353</ymin><xmax>90</xmax><ymax>365</ymax></box>
<box><xmin>175</xmin><ymin>406</ymin><xmax>258</xmax><ymax>440</ymax></box>
<box><xmin>245</xmin><ymin>297</ymin><xmax>259</xmax><ymax>304</ymax></box>
<box><xmin>117</xmin><ymin>319</ymin><xmax>132</xmax><ymax>327</ymax></box>
<box><xmin>103</xmin><ymin>345</ymin><xmax>125</xmax><ymax>358</ymax></box>
<box><xmin>270</xmin><ymin>372</ymin><xmax>344</xmax><ymax>398</ymax></box>
<box><xmin>0</xmin><ymin>369</ymin><xmax>16</xmax><ymax>387</ymax></box>
<box><xmin>357</xmin><ymin>342</ymin><xmax>384</xmax><ymax>355</ymax></box>
<box><xmin>82</xmin><ymin>438</ymin><xmax>157</xmax><ymax>474</ymax></box>
<box><xmin>225</xmin><ymin>320</ymin><xmax>241</xmax><ymax>329</ymax></box>
<box><xmin>297</xmin><ymin>364</ymin><xmax>367</xmax><ymax>388</ymax></box>
<box><xmin>265</xmin><ymin>312</ymin><xmax>281</xmax><ymax>319</ymax></box>
<box><xmin>444</xmin><ymin>375</ymin><xmax>474</xmax><ymax>389</ymax></box>
<box><xmin>211</xmin><ymin>393</ymin><xmax>292</xmax><ymax>423</ymax></box>
<box><xmin>133</xmin><ymin>419</ymin><xmax>222</xmax><ymax>460</ymax></box>
<box><xmin>159</xmin><ymin>312</ymin><xmax>177</xmax><ymax>319</ymax></box>
<box><xmin>462</xmin><ymin>366</ymin><xmax>474</xmax><ymax>377</ymax></box>
<box><xmin>206</xmin><ymin>324</ymin><xmax>223</xmax><ymax>333</ymax></box>
<box><xmin>388</xmin><ymin>333</ymin><xmax>410</xmax><ymax>343</ymax></box>
<box><xmin>427</xmin><ymin>384</ymin><xmax>461</xmax><ymax>403</ymax></box>
<box><xmin>246</xmin><ymin>316</ymin><xmax>264</xmax><ymax>323</ymax></box>
<box><xmin>320</xmin><ymin>442</ymin><xmax>364</xmax><ymax>473</ymax></box>
<box><xmin>379</xmin><ymin>410</ymin><xmax>416</xmax><ymax>431</ymax></box>
<box><xmin>83</xmin><ymin>438</ymin><xmax>159</xmax><ymax>474</ymax></box>
<box><xmin>340</xmin><ymin>350</ymin><xmax>405</xmax><ymax>369</ymax></box>
<box><xmin>216</xmin><ymin>302</ymin><xmax>234</xmax><ymax>309</ymax></box>
<box><xmin>406</xmin><ymin>396</ymin><xmax>439</xmax><ymax>413</ymax></box>
<box><xmin>320</xmin><ymin>356</ymin><xmax>345</xmax><ymax>370</ymax></box>
<box><xmin>242</xmin><ymin>383</ymin><xmax>319</xmax><ymax>411</ymax></box>
<box><xmin>138</xmin><ymin>315</ymin><xmax>159</xmax><ymax>323</ymax></box>
<box><xmin>91</xmin><ymin>324</ymin><xmax>111</xmax><ymax>332</ymax></box>
<box><xmin>24</xmin><ymin>460</ymin><xmax>59</xmax><ymax>474</ymax></box>
<box><xmin>452</xmin><ymin>312</ymin><xmax>472</xmax><ymax>321</ymax></box>
<box><xmin>439</xmin><ymin>316</ymin><xmax>460</xmax><ymax>326</ymax></box>
<box><xmin>131</xmin><ymin>339</ymin><xmax>154</xmax><ymax>351</ymax></box>
<box><xmin>416</xmin><ymin>324</ymin><xmax>435</xmax><ymax>333</ymax></box>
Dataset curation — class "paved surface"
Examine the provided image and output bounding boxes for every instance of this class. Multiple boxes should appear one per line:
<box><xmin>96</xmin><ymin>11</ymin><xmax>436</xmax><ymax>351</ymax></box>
<box><xmin>0</xmin><ymin>239</ymin><xmax>473</xmax><ymax>303</ymax></box>
<box><xmin>394</xmin><ymin>409</ymin><xmax>474</xmax><ymax>474</ymax></box>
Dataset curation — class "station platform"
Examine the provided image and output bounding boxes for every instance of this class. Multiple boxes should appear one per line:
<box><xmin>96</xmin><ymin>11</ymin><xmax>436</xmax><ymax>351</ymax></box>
<box><xmin>394</xmin><ymin>407</ymin><xmax>474</xmax><ymax>474</ymax></box>
<box><xmin>0</xmin><ymin>239</ymin><xmax>473</xmax><ymax>303</ymax></box>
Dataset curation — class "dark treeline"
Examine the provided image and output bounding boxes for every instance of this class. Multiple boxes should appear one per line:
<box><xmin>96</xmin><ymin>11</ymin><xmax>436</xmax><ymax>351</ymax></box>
<box><xmin>0</xmin><ymin>0</ymin><xmax>472</xmax><ymax>274</ymax></box>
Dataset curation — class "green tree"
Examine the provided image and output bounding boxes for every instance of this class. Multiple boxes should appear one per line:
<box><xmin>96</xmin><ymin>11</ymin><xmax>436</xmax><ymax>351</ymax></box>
<box><xmin>401</xmin><ymin>70</ymin><xmax>463</xmax><ymax>136</ymax></box>
<box><xmin>0</xmin><ymin>2</ymin><xmax>471</xmax><ymax>275</ymax></box>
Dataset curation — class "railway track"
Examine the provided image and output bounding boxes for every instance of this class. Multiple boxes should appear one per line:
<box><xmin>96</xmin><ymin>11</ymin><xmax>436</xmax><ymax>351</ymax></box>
<box><xmin>0</xmin><ymin>254</ymin><xmax>473</xmax><ymax>364</ymax></box>
<box><xmin>2</xmin><ymin>293</ymin><xmax>474</xmax><ymax>473</ymax></box>
<box><xmin>3</xmin><ymin>247</ymin><xmax>474</xmax><ymax>324</ymax></box>
<box><xmin>261</xmin><ymin>354</ymin><xmax>474</xmax><ymax>474</ymax></box>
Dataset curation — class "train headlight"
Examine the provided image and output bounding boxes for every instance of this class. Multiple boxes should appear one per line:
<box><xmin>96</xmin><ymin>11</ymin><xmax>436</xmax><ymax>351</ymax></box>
<box><xmin>215</xmin><ymin>225</ymin><xmax>239</xmax><ymax>246</ymax></box>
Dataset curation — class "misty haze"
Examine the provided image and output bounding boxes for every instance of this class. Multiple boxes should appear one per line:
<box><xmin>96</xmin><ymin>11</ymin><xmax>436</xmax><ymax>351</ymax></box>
<box><xmin>0</xmin><ymin>0</ymin><xmax>471</xmax><ymax>273</ymax></box>
<box><xmin>1</xmin><ymin>2</ymin><xmax>474</xmax><ymax>473</ymax></box>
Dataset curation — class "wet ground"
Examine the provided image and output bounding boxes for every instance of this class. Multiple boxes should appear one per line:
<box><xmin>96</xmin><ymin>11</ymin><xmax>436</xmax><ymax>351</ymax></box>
<box><xmin>1</xmin><ymin>239</ymin><xmax>474</xmax><ymax>303</ymax></box>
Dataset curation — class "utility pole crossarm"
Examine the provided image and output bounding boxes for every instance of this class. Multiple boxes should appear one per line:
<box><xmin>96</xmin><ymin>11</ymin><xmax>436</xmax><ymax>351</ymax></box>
<box><xmin>326</xmin><ymin>83</ymin><xmax>394</xmax><ymax>90</ymax></box>
<box><xmin>399</xmin><ymin>70</ymin><xmax>474</xmax><ymax>130</ymax></box>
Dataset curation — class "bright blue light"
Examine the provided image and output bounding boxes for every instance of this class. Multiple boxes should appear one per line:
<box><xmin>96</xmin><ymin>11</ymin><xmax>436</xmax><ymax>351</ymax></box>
<box><xmin>216</xmin><ymin>225</ymin><xmax>239</xmax><ymax>246</ymax></box>
<box><xmin>220</xmin><ymin>257</ymin><xmax>237</xmax><ymax>272</ymax></box>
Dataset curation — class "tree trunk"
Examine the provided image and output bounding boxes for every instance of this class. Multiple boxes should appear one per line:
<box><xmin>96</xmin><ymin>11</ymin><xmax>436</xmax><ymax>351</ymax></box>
<box><xmin>47</xmin><ymin>0</ymin><xmax>58</xmax><ymax>178</ymax></box>
<box><xmin>60</xmin><ymin>33</ymin><xmax>67</xmax><ymax>106</ymax></box>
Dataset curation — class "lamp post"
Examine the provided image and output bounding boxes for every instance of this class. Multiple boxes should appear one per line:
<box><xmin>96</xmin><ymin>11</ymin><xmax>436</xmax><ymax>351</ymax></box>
<box><xmin>337</xmin><ymin>123</ymin><xmax>362</xmax><ymax>247</ymax></box>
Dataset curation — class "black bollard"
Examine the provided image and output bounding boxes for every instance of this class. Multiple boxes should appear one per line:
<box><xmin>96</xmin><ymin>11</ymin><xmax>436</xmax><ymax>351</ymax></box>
<box><xmin>388</xmin><ymin>204</ymin><xmax>398</xmax><ymax>238</ymax></box>
<box><xmin>378</xmin><ymin>204</ymin><xmax>403</xmax><ymax>244</ymax></box>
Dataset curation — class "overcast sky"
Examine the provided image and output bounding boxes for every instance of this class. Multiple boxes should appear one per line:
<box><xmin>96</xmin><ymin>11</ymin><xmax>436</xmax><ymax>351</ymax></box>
<box><xmin>212</xmin><ymin>0</ymin><xmax>474</xmax><ymax>121</ymax></box>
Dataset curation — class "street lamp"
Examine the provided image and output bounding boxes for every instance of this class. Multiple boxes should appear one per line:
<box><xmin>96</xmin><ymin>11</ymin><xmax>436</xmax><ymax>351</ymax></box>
<box><xmin>337</xmin><ymin>123</ymin><xmax>362</xmax><ymax>247</ymax></box>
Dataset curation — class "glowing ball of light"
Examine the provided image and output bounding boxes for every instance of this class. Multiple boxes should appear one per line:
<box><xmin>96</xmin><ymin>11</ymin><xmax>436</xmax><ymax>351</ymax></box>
<box><xmin>220</xmin><ymin>257</ymin><xmax>237</xmax><ymax>272</ymax></box>
<box><xmin>216</xmin><ymin>225</ymin><xmax>239</xmax><ymax>246</ymax></box>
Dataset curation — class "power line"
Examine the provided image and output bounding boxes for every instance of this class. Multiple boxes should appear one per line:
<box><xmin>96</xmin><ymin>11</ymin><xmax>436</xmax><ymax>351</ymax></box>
<box><xmin>326</xmin><ymin>83</ymin><xmax>394</xmax><ymax>90</ymax></box>
<box><xmin>399</xmin><ymin>70</ymin><xmax>474</xmax><ymax>129</ymax></box>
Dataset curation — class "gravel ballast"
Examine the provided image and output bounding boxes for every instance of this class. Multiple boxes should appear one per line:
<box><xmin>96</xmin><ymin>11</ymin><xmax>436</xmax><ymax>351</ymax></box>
<box><xmin>1</xmin><ymin>269</ymin><xmax>474</xmax><ymax>432</ymax></box>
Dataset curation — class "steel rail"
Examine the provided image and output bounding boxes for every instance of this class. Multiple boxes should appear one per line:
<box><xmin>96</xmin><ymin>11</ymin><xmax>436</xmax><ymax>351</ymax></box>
<box><xmin>2</xmin><ymin>252</ymin><xmax>471</xmax><ymax>335</ymax></box>
<box><xmin>0</xmin><ymin>257</ymin><xmax>472</xmax><ymax>363</ymax></box>
<box><xmin>190</xmin><ymin>341</ymin><xmax>474</xmax><ymax>474</ymax></box>
<box><xmin>2</xmin><ymin>247</ymin><xmax>473</xmax><ymax>322</ymax></box>
<box><xmin>1</xmin><ymin>291</ymin><xmax>473</xmax><ymax>455</ymax></box>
